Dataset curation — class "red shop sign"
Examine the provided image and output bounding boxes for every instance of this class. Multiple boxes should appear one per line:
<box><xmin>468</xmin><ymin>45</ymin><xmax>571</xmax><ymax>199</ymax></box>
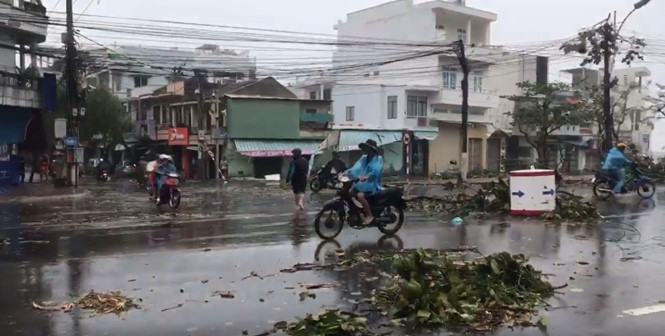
<box><xmin>168</xmin><ymin>128</ymin><xmax>189</xmax><ymax>146</ymax></box>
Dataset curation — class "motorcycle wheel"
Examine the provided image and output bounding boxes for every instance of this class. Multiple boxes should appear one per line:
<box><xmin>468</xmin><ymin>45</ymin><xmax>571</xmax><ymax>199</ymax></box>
<box><xmin>593</xmin><ymin>180</ymin><xmax>613</xmax><ymax>200</ymax></box>
<box><xmin>637</xmin><ymin>181</ymin><xmax>656</xmax><ymax>199</ymax></box>
<box><xmin>377</xmin><ymin>205</ymin><xmax>404</xmax><ymax>236</ymax></box>
<box><xmin>310</xmin><ymin>178</ymin><xmax>322</xmax><ymax>193</ymax></box>
<box><xmin>169</xmin><ymin>189</ymin><xmax>181</xmax><ymax>209</ymax></box>
<box><xmin>314</xmin><ymin>208</ymin><xmax>344</xmax><ymax>239</ymax></box>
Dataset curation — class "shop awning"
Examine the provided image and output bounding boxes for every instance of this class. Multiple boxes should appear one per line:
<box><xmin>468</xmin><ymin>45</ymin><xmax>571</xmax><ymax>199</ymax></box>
<box><xmin>414</xmin><ymin>130</ymin><xmax>439</xmax><ymax>141</ymax></box>
<box><xmin>235</xmin><ymin>140</ymin><xmax>322</xmax><ymax>157</ymax></box>
<box><xmin>337</xmin><ymin>130</ymin><xmax>403</xmax><ymax>152</ymax></box>
<box><xmin>0</xmin><ymin>108</ymin><xmax>33</xmax><ymax>145</ymax></box>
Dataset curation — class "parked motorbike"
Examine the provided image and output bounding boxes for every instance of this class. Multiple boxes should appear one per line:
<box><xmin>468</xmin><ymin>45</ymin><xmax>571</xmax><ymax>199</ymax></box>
<box><xmin>313</xmin><ymin>175</ymin><xmax>406</xmax><ymax>239</ymax></box>
<box><xmin>592</xmin><ymin>163</ymin><xmax>656</xmax><ymax>200</ymax></box>
<box><xmin>157</xmin><ymin>172</ymin><xmax>182</xmax><ymax>209</ymax></box>
<box><xmin>309</xmin><ymin>167</ymin><xmax>340</xmax><ymax>192</ymax></box>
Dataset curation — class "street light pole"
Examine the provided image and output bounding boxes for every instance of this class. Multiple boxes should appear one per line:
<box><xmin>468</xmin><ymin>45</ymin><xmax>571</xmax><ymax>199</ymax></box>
<box><xmin>64</xmin><ymin>0</ymin><xmax>80</xmax><ymax>186</ymax></box>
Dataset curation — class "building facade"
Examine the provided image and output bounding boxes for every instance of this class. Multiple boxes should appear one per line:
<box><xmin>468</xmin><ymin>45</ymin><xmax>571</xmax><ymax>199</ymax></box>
<box><xmin>295</xmin><ymin>0</ymin><xmax>546</xmax><ymax>177</ymax></box>
<box><xmin>0</xmin><ymin>0</ymin><xmax>55</xmax><ymax>185</ymax></box>
<box><xmin>129</xmin><ymin>77</ymin><xmax>332</xmax><ymax>180</ymax></box>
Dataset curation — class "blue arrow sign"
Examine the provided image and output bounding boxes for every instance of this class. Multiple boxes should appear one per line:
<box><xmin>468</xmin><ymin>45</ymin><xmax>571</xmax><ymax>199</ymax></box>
<box><xmin>542</xmin><ymin>189</ymin><xmax>555</xmax><ymax>196</ymax></box>
<box><xmin>512</xmin><ymin>190</ymin><xmax>525</xmax><ymax>198</ymax></box>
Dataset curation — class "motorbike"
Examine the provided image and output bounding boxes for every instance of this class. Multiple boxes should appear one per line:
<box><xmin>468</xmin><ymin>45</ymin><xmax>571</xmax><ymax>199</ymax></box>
<box><xmin>309</xmin><ymin>167</ymin><xmax>340</xmax><ymax>192</ymax></box>
<box><xmin>157</xmin><ymin>172</ymin><xmax>182</xmax><ymax>209</ymax></box>
<box><xmin>97</xmin><ymin>169</ymin><xmax>111</xmax><ymax>182</ymax></box>
<box><xmin>592</xmin><ymin>163</ymin><xmax>656</xmax><ymax>200</ymax></box>
<box><xmin>313</xmin><ymin>175</ymin><xmax>406</xmax><ymax>239</ymax></box>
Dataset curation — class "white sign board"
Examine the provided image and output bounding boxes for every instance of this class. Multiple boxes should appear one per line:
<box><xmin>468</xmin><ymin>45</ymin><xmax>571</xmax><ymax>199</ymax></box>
<box><xmin>509</xmin><ymin>169</ymin><xmax>556</xmax><ymax>216</ymax></box>
<box><xmin>54</xmin><ymin>118</ymin><xmax>67</xmax><ymax>139</ymax></box>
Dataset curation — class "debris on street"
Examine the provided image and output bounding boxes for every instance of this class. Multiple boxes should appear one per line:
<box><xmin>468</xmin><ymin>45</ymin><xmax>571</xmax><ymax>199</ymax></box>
<box><xmin>407</xmin><ymin>179</ymin><xmax>511</xmax><ymax>217</ymax></box>
<box><xmin>32</xmin><ymin>301</ymin><xmax>75</xmax><ymax>313</ymax></box>
<box><xmin>273</xmin><ymin>310</ymin><xmax>372</xmax><ymax>336</ymax></box>
<box><xmin>212</xmin><ymin>290</ymin><xmax>235</xmax><ymax>299</ymax></box>
<box><xmin>32</xmin><ymin>291</ymin><xmax>139</xmax><ymax>315</ymax></box>
<box><xmin>374</xmin><ymin>250</ymin><xmax>554</xmax><ymax>332</ymax></box>
<box><xmin>544</xmin><ymin>193</ymin><xmax>599</xmax><ymax>222</ymax></box>
<box><xmin>77</xmin><ymin>291</ymin><xmax>140</xmax><ymax>314</ymax></box>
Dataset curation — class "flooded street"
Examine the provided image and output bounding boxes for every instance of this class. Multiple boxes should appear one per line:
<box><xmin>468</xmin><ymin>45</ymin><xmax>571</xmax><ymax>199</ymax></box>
<box><xmin>2</xmin><ymin>180</ymin><xmax>665</xmax><ymax>335</ymax></box>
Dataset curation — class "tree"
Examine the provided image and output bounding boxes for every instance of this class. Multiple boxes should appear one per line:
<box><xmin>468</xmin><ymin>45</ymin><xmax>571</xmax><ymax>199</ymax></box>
<box><xmin>55</xmin><ymin>85</ymin><xmax>130</xmax><ymax>146</ymax></box>
<box><xmin>506</xmin><ymin>82</ymin><xmax>588</xmax><ymax>168</ymax></box>
<box><xmin>79</xmin><ymin>88</ymin><xmax>131</xmax><ymax>145</ymax></box>
<box><xmin>560</xmin><ymin>18</ymin><xmax>647</xmax><ymax>152</ymax></box>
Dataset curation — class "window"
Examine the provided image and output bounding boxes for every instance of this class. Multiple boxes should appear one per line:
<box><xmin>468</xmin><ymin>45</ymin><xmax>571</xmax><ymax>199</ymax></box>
<box><xmin>387</xmin><ymin>96</ymin><xmax>398</xmax><ymax>119</ymax></box>
<box><xmin>309</xmin><ymin>91</ymin><xmax>317</xmax><ymax>100</ymax></box>
<box><xmin>305</xmin><ymin>108</ymin><xmax>317</xmax><ymax>114</ymax></box>
<box><xmin>323</xmin><ymin>88</ymin><xmax>331</xmax><ymax>100</ymax></box>
<box><xmin>442</xmin><ymin>69</ymin><xmax>457</xmax><ymax>89</ymax></box>
<box><xmin>345</xmin><ymin>106</ymin><xmax>355</xmax><ymax>121</ymax></box>
<box><xmin>457</xmin><ymin>28</ymin><xmax>467</xmax><ymax>43</ymax></box>
<box><xmin>134</xmin><ymin>76</ymin><xmax>148</xmax><ymax>88</ymax></box>
<box><xmin>407</xmin><ymin>96</ymin><xmax>428</xmax><ymax>118</ymax></box>
<box><xmin>472</xmin><ymin>71</ymin><xmax>483</xmax><ymax>93</ymax></box>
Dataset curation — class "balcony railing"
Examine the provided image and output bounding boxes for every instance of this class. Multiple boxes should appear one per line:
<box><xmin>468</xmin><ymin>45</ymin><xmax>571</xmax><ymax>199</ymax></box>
<box><xmin>300</xmin><ymin>112</ymin><xmax>333</xmax><ymax>124</ymax></box>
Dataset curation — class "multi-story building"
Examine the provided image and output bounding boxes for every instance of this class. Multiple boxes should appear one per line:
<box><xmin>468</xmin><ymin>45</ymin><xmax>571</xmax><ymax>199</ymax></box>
<box><xmin>85</xmin><ymin>44</ymin><xmax>257</xmax><ymax>108</ymax></box>
<box><xmin>564</xmin><ymin>66</ymin><xmax>654</xmax><ymax>153</ymax></box>
<box><xmin>295</xmin><ymin>0</ymin><xmax>546</xmax><ymax>176</ymax></box>
<box><xmin>0</xmin><ymin>0</ymin><xmax>55</xmax><ymax>184</ymax></box>
<box><xmin>129</xmin><ymin>77</ymin><xmax>333</xmax><ymax>180</ymax></box>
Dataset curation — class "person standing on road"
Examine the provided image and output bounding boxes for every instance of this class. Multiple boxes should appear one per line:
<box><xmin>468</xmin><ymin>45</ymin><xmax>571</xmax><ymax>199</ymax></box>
<box><xmin>220</xmin><ymin>156</ymin><xmax>229</xmax><ymax>182</ymax></box>
<box><xmin>286</xmin><ymin>148</ymin><xmax>308</xmax><ymax>210</ymax></box>
<box><xmin>39</xmin><ymin>154</ymin><xmax>49</xmax><ymax>183</ymax></box>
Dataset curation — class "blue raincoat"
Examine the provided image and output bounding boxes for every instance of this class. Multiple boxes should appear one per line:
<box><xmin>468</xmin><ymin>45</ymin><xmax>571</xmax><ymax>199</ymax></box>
<box><xmin>157</xmin><ymin>162</ymin><xmax>177</xmax><ymax>192</ymax></box>
<box><xmin>347</xmin><ymin>154</ymin><xmax>383</xmax><ymax>194</ymax></box>
<box><xmin>602</xmin><ymin>147</ymin><xmax>631</xmax><ymax>193</ymax></box>
<box><xmin>602</xmin><ymin>148</ymin><xmax>631</xmax><ymax>171</ymax></box>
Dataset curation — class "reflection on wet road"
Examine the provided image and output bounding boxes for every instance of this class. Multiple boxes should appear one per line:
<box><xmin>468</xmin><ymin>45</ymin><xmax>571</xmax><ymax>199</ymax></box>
<box><xmin>2</xmin><ymin>180</ymin><xmax>665</xmax><ymax>335</ymax></box>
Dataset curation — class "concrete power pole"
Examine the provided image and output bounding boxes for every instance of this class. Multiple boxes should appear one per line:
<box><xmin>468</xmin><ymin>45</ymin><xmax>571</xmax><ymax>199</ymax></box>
<box><xmin>196</xmin><ymin>72</ymin><xmax>207</xmax><ymax>181</ymax></box>
<box><xmin>455</xmin><ymin>39</ymin><xmax>470</xmax><ymax>181</ymax></box>
<box><xmin>64</xmin><ymin>0</ymin><xmax>80</xmax><ymax>186</ymax></box>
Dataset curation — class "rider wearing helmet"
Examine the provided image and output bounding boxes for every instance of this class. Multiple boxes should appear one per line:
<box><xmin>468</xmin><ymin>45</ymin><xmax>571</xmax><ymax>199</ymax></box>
<box><xmin>156</xmin><ymin>154</ymin><xmax>176</xmax><ymax>202</ymax></box>
<box><xmin>602</xmin><ymin>143</ymin><xmax>632</xmax><ymax>194</ymax></box>
<box><xmin>346</xmin><ymin>139</ymin><xmax>384</xmax><ymax>225</ymax></box>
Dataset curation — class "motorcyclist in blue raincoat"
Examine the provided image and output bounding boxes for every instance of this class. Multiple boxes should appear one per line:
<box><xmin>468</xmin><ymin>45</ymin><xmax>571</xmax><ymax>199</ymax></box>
<box><xmin>602</xmin><ymin>143</ymin><xmax>632</xmax><ymax>193</ymax></box>
<box><xmin>346</xmin><ymin>139</ymin><xmax>384</xmax><ymax>225</ymax></box>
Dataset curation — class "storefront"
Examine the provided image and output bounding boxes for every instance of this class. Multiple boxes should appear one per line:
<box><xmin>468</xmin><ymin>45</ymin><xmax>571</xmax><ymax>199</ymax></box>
<box><xmin>229</xmin><ymin>139</ymin><xmax>322</xmax><ymax>179</ymax></box>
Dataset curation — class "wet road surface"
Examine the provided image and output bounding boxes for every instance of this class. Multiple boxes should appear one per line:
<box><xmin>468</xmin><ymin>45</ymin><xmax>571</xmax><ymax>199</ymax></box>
<box><xmin>2</xmin><ymin>179</ymin><xmax>665</xmax><ymax>335</ymax></box>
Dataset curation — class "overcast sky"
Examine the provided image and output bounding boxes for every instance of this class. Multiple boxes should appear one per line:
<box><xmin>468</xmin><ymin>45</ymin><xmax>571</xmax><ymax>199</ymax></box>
<box><xmin>40</xmin><ymin>0</ymin><xmax>665</xmax><ymax>150</ymax></box>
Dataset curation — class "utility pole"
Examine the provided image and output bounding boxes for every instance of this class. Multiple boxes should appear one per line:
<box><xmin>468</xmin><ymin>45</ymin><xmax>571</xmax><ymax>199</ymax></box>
<box><xmin>64</xmin><ymin>0</ymin><xmax>80</xmax><ymax>186</ymax></box>
<box><xmin>196</xmin><ymin>71</ymin><xmax>206</xmax><ymax>181</ymax></box>
<box><xmin>455</xmin><ymin>39</ymin><xmax>470</xmax><ymax>181</ymax></box>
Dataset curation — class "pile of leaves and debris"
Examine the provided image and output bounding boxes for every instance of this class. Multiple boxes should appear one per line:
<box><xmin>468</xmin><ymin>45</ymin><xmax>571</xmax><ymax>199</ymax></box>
<box><xmin>407</xmin><ymin>179</ymin><xmax>510</xmax><ymax>217</ymax></box>
<box><xmin>544</xmin><ymin>193</ymin><xmax>599</xmax><ymax>223</ymax></box>
<box><xmin>374</xmin><ymin>250</ymin><xmax>554</xmax><ymax>332</ymax></box>
<box><xmin>277</xmin><ymin>248</ymin><xmax>554</xmax><ymax>334</ymax></box>
<box><xmin>32</xmin><ymin>290</ymin><xmax>140</xmax><ymax>315</ymax></box>
<box><xmin>273</xmin><ymin>310</ymin><xmax>372</xmax><ymax>336</ymax></box>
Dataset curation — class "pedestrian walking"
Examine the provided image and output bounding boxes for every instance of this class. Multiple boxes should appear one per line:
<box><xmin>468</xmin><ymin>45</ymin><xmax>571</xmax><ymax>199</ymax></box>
<box><xmin>220</xmin><ymin>156</ymin><xmax>229</xmax><ymax>182</ymax></box>
<box><xmin>286</xmin><ymin>148</ymin><xmax>308</xmax><ymax>210</ymax></box>
<box><xmin>39</xmin><ymin>154</ymin><xmax>49</xmax><ymax>183</ymax></box>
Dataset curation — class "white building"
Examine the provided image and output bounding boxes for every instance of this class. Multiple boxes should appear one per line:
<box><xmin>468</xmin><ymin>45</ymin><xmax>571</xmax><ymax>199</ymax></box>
<box><xmin>564</xmin><ymin>66</ymin><xmax>654</xmax><ymax>153</ymax></box>
<box><xmin>295</xmin><ymin>0</ymin><xmax>546</xmax><ymax>176</ymax></box>
<box><xmin>86</xmin><ymin>44</ymin><xmax>257</xmax><ymax>104</ymax></box>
